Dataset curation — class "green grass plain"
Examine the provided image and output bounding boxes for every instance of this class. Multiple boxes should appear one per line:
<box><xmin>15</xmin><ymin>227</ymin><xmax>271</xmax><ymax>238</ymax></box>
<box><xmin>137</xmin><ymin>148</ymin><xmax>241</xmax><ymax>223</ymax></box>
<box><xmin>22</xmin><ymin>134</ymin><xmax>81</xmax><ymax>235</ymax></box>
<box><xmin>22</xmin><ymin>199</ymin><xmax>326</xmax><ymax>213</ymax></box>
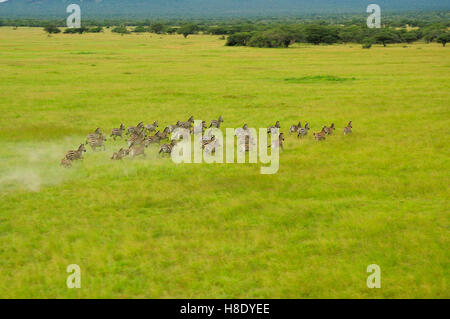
<box><xmin>0</xmin><ymin>27</ymin><xmax>448</xmax><ymax>298</ymax></box>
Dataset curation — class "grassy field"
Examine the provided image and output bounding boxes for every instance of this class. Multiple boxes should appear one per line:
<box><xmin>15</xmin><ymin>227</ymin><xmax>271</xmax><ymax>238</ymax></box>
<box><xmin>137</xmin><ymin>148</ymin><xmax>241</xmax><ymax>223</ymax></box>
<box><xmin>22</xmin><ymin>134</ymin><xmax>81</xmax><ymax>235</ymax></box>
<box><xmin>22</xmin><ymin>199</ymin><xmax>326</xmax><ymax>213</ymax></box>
<box><xmin>0</xmin><ymin>27</ymin><xmax>448</xmax><ymax>298</ymax></box>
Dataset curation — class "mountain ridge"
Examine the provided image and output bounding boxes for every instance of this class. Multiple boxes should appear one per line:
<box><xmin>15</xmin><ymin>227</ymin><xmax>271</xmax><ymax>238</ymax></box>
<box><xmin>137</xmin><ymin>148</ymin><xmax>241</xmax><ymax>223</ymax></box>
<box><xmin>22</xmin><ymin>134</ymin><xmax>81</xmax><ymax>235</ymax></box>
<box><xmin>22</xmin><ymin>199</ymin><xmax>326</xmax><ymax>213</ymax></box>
<box><xmin>1</xmin><ymin>0</ymin><xmax>449</xmax><ymax>19</ymax></box>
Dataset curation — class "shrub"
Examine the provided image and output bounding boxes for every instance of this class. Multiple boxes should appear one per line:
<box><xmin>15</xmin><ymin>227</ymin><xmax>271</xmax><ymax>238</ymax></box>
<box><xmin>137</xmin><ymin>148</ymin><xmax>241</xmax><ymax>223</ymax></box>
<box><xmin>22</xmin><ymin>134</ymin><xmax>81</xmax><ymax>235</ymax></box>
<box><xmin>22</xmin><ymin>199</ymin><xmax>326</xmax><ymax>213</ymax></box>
<box><xmin>177</xmin><ymin>24</ymin><xmax>199</xmax><ymax>38</ymax></box>
<box><xmin>64</xmin><ymin>27</ymin><xmax>88</xmax><ymax>34</ymax></box>
<box><xmin>44</xmin><ymin>25</ymin><xmax>61</xmax><ymax>34</ymax></box>
<box><xmin>226</xmin><ymin>32</ymin><xmax>253</xmax><ymax>46</ymax></box>
<box><xmin>87</xmin><ymin>26</ymin><xmax>103</xmax><ymax>33</ymax></box>
<box><xmin>112</xmin><ymin>26</ymin><xmax>130</xmax><ymax>35</ymax></box>
<box><xmin>150</xmin><ymin>23</ymin><xmax>165</xmax><ymax>34</ymax></box>
<box><xmin>305</xmin><ymin>25</ymin><xmax>340</xmax><ymax>45</ymax></box>
<box><xmin>133</xmin><ymin>26</ymin><xmax>148</xmax><ymax>33</ymax></box>
<box><xmin>362</xmin><ymin>39</ymin><xmax>372</xmax><ymax>49</ymax></box>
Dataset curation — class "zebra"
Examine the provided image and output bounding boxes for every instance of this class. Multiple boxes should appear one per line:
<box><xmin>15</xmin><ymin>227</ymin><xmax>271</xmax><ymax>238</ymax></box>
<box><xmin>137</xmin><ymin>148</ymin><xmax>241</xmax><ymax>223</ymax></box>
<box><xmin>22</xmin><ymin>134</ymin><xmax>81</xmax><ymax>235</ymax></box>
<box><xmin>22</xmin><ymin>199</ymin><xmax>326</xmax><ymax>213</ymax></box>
<box><xmin>236</xmin><ymin>124</ymin><xmax>255</xmax><ymax>147</ymax></box>
<box><xmin>166</xmin><ymin>125</ymin><xmax>178</xmax><ymax>133</ymax></box>
<box><xmin>204</xmin><ymin>138</ymin><xmax>220</xmax><ymax>155</ymax></box>
<box><xmin>128</xmin><ymin>142</ymin><xmax>146</xmax><ymax>158</ymax></box>
<box><xmin>145</xmin><ymin>121</ymin><xmax>158</xmax><ymax>134</ymax></box>
<box><xmin>202</xmin><ymin>135</ymin><xmax>215</xmax><ymax>149</ymax></box>
<box><xmin>343</xmin><ymin>121</ymin><xmax>352</xmax><ymax>135</ymax></box>
<box><xmin>238</xmin><ymin>134</ymin><xmax>254</xmax><ymax>153</ymax></box>
<box><xmin>65</xmin><ymin>144</ymin><xmax>86</xmax><ymax>161</ymax></box>
<box><xmin>178</xmin><ymin>116</ymin><xmax>194</xmax><ymax>129</ymax></box>
<box><xmin>159</xmin><ymin>140</ymin><xmax>177</xmax><ymax>156</ymax></box>
<box><xmin>290</xmin><ymin>121</ymin><xmax>302</xmax><ymax>134</ymax></box>
<box><xmin>127</xmin><ymin>130</ymin><xmax>145</xmax><ymax>147</ymax></box>
<box><xmin>297</xmin><ymin>122</ymin><xmax>310</xmax><ymax>138</ymax></box>
<box><xmin>267</xmin><ymin>121</ymin><xmax>281</xmax><ymax>134</ymax></box>
<box><xmin>111</xmin><ymin>148</ymin><xmax>129</xmax><ymax>160</ymax></box>
<box><xmin>193</xmin><ymin>121</ymin><xmax>207</xmax><ymax>134</ymax></box>
<box><xmin>110</xmin><ymin>124</ymin><xmax>125</xmax><ymax>140</ymax></box>
<box><xmin>93</xmin><ymin>127</ymin><xmax>102</xmax><ymax>137</ymax></box>
<box><xmin>144</xmin><ymin>134</ymin><xmax>162</xmax><ymax>147</ymax></box>
<box><xmin>313</xmin><ymin>127</ymin><xmax>327</xmax><ymax>141</ymax></box>
<box><xmin>60</xmin><ymin>157</ymin><xmax>72</xmax><ymax>168</ymax></box>
<box><xmin>126</xmin><ymin>122</ymin><xmax>144</xmax><ymax>136</ymax></box>
<box><xmin>324</xmin><ymin>123</ymin><xmax>335</xmax><ymax>135</ymax></box>
<box><xmin>235</xmin><ymin>124</ymin><xmax>249</xmax><ymax>137</ymax></box>
<box><xmin>155</xmin><ymin>127</ymin><xmax>170</xmax><ymax>140</ymax></box>
<box><xmin>269</xmin><ymin>133</ymin><xmax>285</xmax><ymax>151</ymax></box>
<box><xmin>209</xmin><ymin>116</ymin><xmax>223</xmax><ymax>128</ymax></box>
<box><xmin>86</xmin><ymin>133</ymin><xmax>107</xmax><ymax>151</ymax></box>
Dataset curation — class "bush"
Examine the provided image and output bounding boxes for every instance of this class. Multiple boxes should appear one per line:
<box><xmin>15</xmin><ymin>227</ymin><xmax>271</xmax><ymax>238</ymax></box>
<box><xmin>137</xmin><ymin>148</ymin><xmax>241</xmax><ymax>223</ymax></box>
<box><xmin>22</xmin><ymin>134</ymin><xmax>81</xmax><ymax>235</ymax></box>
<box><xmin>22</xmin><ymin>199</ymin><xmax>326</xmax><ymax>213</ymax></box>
<box><xmin>374</xmin><ymin>30</ymin><xmax>400</xmax><ymax>47</ymax></box>
<box><xmin>177</xmin><ymin>24</ymin><xmax>199</xmax><ymax>38</ymax></box>
<box><xmin>225</xmin><ymin>32</ymin><xmax>253</xmax><ymax>46</ymax></box>
<box><xmin>44</xmin><ymin>25</ymin><xmax>61</xmax><ymax>34</ymax></box>
<box><xmin>133</xmin><ymin>26</ymin><xmax>148</xmax><ymax>33</ymax></box>
<box><xmin>150</xmin><ymin>23</ymin><xmax>165</xmax><ymax>34</ymax></box>
<box><xmin>305</xmin><ymin>25</ymin><xmax>340</xmax><ymax>45</ymax></box>
<box><xmin>87</xmin><ymin>26</ymin><xmax>103</xmax><ymax>33</ymax></box>
<box><xmin>64</xmin><ymin>27</ymin><xmax>88</xmax><ymax>34</ymax></box>
<box><xmin>112</xmin><ymin>26</ymin><xmax>130</xmax><ymax>35</ymax></box>
<box><xmin>166</xmin><ymin>27</ymin><xmax>178</xmax><ymax>35</ymax></box>
<box><xmin>362</xmin><ymin>39</ymin><xmax>372</xmax><ymax>49</ymax></box>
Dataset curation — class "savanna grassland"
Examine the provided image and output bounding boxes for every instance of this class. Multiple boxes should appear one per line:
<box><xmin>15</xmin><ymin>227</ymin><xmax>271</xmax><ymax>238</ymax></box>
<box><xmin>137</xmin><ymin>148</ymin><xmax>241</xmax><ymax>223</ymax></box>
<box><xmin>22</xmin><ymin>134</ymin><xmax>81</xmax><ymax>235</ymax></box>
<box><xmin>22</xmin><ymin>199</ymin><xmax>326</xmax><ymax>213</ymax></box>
<box><xmin>0</xmin><ymin>27</ymin><xmax>448</xmax><ymax>298</ymax></box>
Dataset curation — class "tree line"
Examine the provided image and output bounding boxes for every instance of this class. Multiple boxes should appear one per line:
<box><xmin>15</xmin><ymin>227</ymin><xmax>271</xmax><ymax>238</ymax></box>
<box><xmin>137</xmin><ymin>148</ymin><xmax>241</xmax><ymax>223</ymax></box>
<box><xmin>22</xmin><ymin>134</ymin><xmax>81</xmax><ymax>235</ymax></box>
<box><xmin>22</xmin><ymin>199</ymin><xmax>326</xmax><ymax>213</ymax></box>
<box><xmin>224</xmin><ymin>24</ymin><xmax>450</xmax><ymax>48</ymax></box>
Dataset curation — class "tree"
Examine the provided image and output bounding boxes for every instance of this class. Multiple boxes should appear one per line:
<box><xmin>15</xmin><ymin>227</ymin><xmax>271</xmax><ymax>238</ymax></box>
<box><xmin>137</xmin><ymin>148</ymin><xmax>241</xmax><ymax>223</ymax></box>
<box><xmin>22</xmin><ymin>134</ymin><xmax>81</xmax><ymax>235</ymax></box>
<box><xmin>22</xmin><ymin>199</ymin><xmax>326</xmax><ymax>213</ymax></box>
<box><xmin>44</xmin><ymin>25</ymin><xmax>61</xmax><ymax>34</ymax></box>
<box><xmin>150</xmin><ymin>23</ymin><xmax>165</xmax><ymax>34</ymax></box>
<box><xmin>111</xmin><ymin>26</ymin><xmax>130</xmax><ymax>35</ymax></box>
<box><xmin>436</xmin><ymin>32</ymin><xmax>450</xmax><ymax>47</ymax></box>
<box><xmin>339</xmin><ymin>26</ymin><xmax>363</xmax><ymax>43</ymax></box>
<box><xmin>226</xmin><ymin>32</ymin><xmax>253</xmax><ymax>46</ymax></box>
<box><xmin>177</xmin><ymin>24</ymin><xmax>198</xmax><ymax>38</ymax></box>
<box><xmin>305</xmin><ymin>25</ymin><xmax>340</xmax><ymax>45</ymax></box>
<box><xmin>402</xmin><ymin>31</ymin><xmax>419</xmax><ymax>44</ymax></box>
<box><xmin>374</xmin><ymin>30</ymin><xmax>397</xmax><ymax>47</ymax></box>
<box><xmin>133</xmin><ymin>26</ymin><xmax>148</xmax><ymax>33</ymax></box>
<box><xmin>362</xmin><ymin>38</ymin><xmax>373</xmax><ymax>49</ymax></box>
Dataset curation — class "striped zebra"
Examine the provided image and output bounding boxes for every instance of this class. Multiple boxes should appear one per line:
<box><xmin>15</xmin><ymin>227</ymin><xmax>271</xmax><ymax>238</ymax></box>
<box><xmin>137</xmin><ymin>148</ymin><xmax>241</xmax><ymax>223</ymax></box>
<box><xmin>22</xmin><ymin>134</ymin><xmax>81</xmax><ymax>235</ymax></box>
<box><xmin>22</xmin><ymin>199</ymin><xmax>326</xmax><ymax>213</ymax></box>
<box><xmin>155</xmin><ymin>127</ymin><xmax>170</xmax><ymax>140</ymax></box>
<box><xmin>343</xmin><ymin>121</ymin><xmax>352</xmax><ymax>135</ymax></box>
<box><xmin>297</xmin><ymin>122</ymin><xmax>310</xmax><ymax>138</ymax></box>
<box><xmin>324</xmin><ymin>123</ymin><xmax>335</xmax><ymax>135</ymax></box>
<box><xmin>145</xmin><ymin>121</ymin><xmax>158</xmax><ymax>134</ymax></box>
<box><xmin>86</xmin><ymin>133</ymin><xmax>107</xmax><ymax>151</ymax></box>
<box><xmin>159</xmin><ymin>140</ymin><xmax>177</xmax><ymax>156</ymax></box>
<box><xmin>209</xmin><ymin>116</ymin><xmax>223</xmax><ymax>128</ymax></box>
<box><xmin>110</xmin><ymin>124</ymin><xmax>125</xmax><ymax>140</ymax></box>
<box><xmin>144</xmin><ymin>134</ymin><xmax>162</xmax><ymax>147</ymax></box>
<box><xmin>290</xmin><ymin>121</ymin><xmax>302</xmax><ymax>134</ymax></box>
<box><xmin>128</xmin><ymin>142</ymin><xmax>145</xmax><ymax>158</ymax></box>
<box><xmin>239</xmin><ymin>135</ymin><xmax>253</xmax><ymax>153</ymax></box>
<box><xmin>111</xmin><ymin>148</ymin><xmax>129</xmax><ymax>160</ymax></box>
<box><xmin>267</xmin><ymin>121</ymin><xmax>281</xmax><ymax>134</ymax></box>
<box><xmin>65</xmin><ymin>144</ymin><xmax>86</xmax><ymax>161</ymax></box>
<box><xmin>204</xmin><ymin>138</ymin><xmax>220</xmax><ymax>155</ymax></box>
<box><xmin>127</xmin><ymin>131</ymin><xmax>145</xmax><ymax>148</ymax></box>
<box><xmin>314</xmin><ymin>127</ymin><xmax>327</xmax><ymax>141</ymax></box>
<box><xmin>166</xmin><ymin>125</ymin><xmax>177</xmax><ymax>133</ymax></box>
<box><xmin>202</xmin><ymin>135</ymin><xmax>215</xmax><ymax>149</ymax></box>
<box><xmin>178</xmin><ymin>116</ymin><xmax>194</xmax><ymax>129</ymax></box>
<box><xmin>93</xmin><ymin>127</ymin><xmax>102</xmax><ymax>136</ymax></box>
<box><xmin>127</xmin><ymin>122</ymin><xmax>144</xmax><ymax>136</ymax></box>
<box><xmin>269</xmin><ymin>133</ymin><xmax>285</xmax><ymax>151</ymax></box>
<box><xmin>193</xmin><ymin>121</ymin><xmax>206</xmax><ymax>134</ymax></box>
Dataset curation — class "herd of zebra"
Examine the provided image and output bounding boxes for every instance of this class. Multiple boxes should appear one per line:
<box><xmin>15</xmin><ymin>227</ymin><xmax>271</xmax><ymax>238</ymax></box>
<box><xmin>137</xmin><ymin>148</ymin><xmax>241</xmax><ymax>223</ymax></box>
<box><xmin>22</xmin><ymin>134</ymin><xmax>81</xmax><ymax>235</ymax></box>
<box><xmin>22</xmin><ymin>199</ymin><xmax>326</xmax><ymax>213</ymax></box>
<box><xmin>60</xmin><ymin>115</ymin><xmax>353</xmax><ymax>168</ymax></box>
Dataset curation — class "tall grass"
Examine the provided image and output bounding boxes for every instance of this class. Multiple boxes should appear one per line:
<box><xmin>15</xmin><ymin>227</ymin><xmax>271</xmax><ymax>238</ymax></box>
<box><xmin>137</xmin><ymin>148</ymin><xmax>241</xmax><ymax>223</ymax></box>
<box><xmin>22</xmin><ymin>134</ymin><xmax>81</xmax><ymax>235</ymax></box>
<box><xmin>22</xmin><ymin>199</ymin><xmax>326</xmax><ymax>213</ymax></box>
<box><xmin>0</xmin><ymin>28</ymin><xmax>448</xmax><ymax>298</ymax></box>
